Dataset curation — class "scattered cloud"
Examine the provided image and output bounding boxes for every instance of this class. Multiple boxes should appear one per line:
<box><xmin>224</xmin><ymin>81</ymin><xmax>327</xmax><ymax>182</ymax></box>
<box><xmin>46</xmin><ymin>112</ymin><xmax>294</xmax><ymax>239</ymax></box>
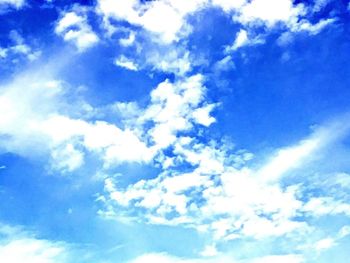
<box><xmin>1</xmin><ymin>1</ymin><xmax>349</xmax><ymax>262</ymax></box>
<box><xmin>55</xmin><ymin>10</ymin><xmax>99</xmax><ymax>51</ymax></box>
<box><xmin>100</xmin><ymin>117</ymin><xmax>350</xmax><ymax>244</ymax></box>
<box><xmin>0</xmin><ymin>30</ymin><xmax>40</xmax><ymax>61</ymax></box>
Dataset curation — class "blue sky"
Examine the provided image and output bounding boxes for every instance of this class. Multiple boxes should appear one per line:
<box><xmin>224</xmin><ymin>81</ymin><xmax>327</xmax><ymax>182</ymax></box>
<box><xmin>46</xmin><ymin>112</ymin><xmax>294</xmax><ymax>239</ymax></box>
<box><xmin>0</xmin><ymin>0</ymin><xmax>350</xmax><ymax>262</ymax></box>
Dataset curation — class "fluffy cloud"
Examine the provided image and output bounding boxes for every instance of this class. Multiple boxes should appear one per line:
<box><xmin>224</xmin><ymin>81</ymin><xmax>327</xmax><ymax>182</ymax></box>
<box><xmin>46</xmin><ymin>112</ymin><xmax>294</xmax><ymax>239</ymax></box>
<box><xmin>139</xmin><ymin>74</ymin><xmax>215</xmax><ymax>149</ymax></box>
<box><xmin>55</xmin><ymin>10</ymin><xmax>99</xmax><ymax>51</ymax></box>
<box><xmin>97</xmin><ymin>0</ymin><xmax>207</xmax><ymax>43</ymax></box>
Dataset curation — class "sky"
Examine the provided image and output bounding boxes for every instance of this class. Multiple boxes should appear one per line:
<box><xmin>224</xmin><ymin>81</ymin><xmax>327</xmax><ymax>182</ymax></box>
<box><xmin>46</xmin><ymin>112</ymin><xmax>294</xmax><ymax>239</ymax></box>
<box><xmin>0</xmin><ymin>0</ymin><xmax>350</xmax><ymax>262</ymax></box>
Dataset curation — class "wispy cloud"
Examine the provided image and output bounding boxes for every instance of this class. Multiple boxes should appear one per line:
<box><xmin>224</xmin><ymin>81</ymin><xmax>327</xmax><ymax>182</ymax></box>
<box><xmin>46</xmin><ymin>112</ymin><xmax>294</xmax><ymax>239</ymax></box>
<box><xmin>100</xmin><ymin>114</ymin><xmax>350</xmax><ymax>246</ymax></box>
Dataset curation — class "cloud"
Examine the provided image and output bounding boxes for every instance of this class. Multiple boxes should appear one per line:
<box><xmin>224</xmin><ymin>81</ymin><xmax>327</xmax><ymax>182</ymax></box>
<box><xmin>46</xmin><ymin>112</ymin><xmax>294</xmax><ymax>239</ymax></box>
<box><xmin>314</xmin><ymin>238</ymin><xmax>335</xmax><ymax>251</ymax></box>
<box><xmin>119</xmin><ymin>31</ymin><xmax>136</xmax><ymax>47</ymax></box>
<box><xmin>257</xmin><ymin>117</ymin><xmax>350</xmax><ymax>182</ymax></box>
<box><xmin>0</xmin><ymin>30</ymin><xmax>41</xmax><ymax>61</ymax></box>
<box><xmin>230</xmin><ymin>29</ymin><xmax>248</xmax><ymax>50</ymax></box>
<box><xmin>302</xmin><ymin>197</ymin><xmax>350</xmax><ymax>217</ymax></box>
<box><xmin>235</xmin><ymin>0</ymin><xmax>304</xmax><ymax>27</ymax></box>
<box><xmin>213</xmin><ymin>55</ymin><xmax>235</xmax><ymax>73</ymax></box>
<box><xmin>249</xmin><ymin>254</ymin><xmax>304</xmax><ymax>263</ymax></box>
<box><xmin>290</xmin><ymin>18</ymin><xmax>335</xmax><ymax>35</ymax></box>
<box><xmin>312</xmin><ymin>0</ymin><xmax>332</xmax><ymax>12</ymax></box>
<box><xmin>138</xmin><ymin>74</ymin><xmax>216</xmax><ymax>149</ymax></box>
<box><xmin>100</xmin><ymin>116</ymin><xmax>350</xmax><ymax>242</ymax></box>
<box><xmin>225</xmin><ymin>29</ymin><xmax>264</xmax><ymax>52</ymax></box>
<box><xmin>95</xmin><ymin>0</ymin><xmax>335</xmax><ymax>78</ymax></box>
<box><xmin>0</xmin><ymin>60</ymin><xmax>217</xmax><ymax>173</ymax></box>
<box><xmin>212</xmin><ymin>0</ymin><xmax>246</xmax><ymax>12</ymax></box>
<box><xmin>0</xmin><ymin>65</ymin><xmax>153</xmax><ymax>172</ymax></box>
<box><xmin>128</xmin><ymin>253</ymin><xmax>235</xmax><ymax>263</ymax></box>
<box><xmin>128</xmin><ymin>252</ymin><xmax>305</xmax><ymax>263</ymax></box>
<box><xmin>55</xmin><ymin>10</ymin><xmax>99</xmax><ymax>51</ymax></box>
<box><xmin>0</xmin><ymin>238</ymin><xmax>66</xmax><ymax>263</ymax></box>
<box><xmin>0</xmin><ymin>223</ymin><xmax>70</xmax><ymax>263</ymax></box>
<box><xmin>97</xmin><ymin>0</ymin><xmax>206</xmax><ymax>43</ymax></box>
<box><xmin>115</xmin><ymin>55</ymin><xmax>139</xmax><ymax>71</ymax></box>
<box><xmin>0</xmin><ymin>0</ymin><xmax>25</xmax><ymax>9</ymax></box>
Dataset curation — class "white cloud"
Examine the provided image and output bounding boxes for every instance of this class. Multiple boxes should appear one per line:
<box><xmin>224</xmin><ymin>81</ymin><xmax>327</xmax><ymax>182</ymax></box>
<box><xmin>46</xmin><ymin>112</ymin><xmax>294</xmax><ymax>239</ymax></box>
<box><xmin>0</xmin><ymin>30</ymin><xmax>41</xmax><ymax>61</ymax></box>
<box><xmin>55</xmin><ymin>11</ymin><xmax>99</xmax><ymax>51</ymax></box>
<box><xmin>0</xmin><ymin>238</ymin><xmax>66</xmax><ymax>263</ymax></box>
<box><xmin>220</xmin><ymin>0</ymin><xmax>333</xmax><ymax>49</ymax></box>
<box><xmin>115</xmin><ymin>55</ymin><xmax>139</xmax><ymax>71</ymax></box>
<box><xmin>314</xmin><ymin>238</ymin><xmax>335</xmax><ymax>251</ymax></box>
<box><xmin>225</xmin><ymin>29</ymin><xmax>264</xmax><ymax>52</ymax></box>
<box><xmin>249</xmin><ymin>254</ymin><xmax>304</xmax><ymax>263</ymax></box>
<box><xmin>128</xmin><ymin>252</ymin><xmax>304</xmax><ymax>263</ymax></box>
<box><xmin>0</xmin><ymin>223</ymin><xmax>69</xmax><ymax>263</ymax></box>
<box><xmin>119</xmin><ymin>31</ymin><xmax>136</xmax><ymax>47</ymax></box>
<box><xmin>200</xmin><ymin>244</ymin><xmax>218</xmax><ymax>257</ymax></box>
<box><xmin>139</xmin><ymin>74</ymin><xmax>216</xmax><ymax>149</ymax></box>
<box><xmin>338</xmin><ymin>225</ymin><xmax>350</xmax><ymax>238</ymax></box>
<box><xmin>213</xmin><ymin>55</ymin><xmax>235</xmax><ymax>72</ymax></box>
<box><xmin>0</xmin><ymin>63</ymin><xmax>218</xmax><ymax>173</ymax></box>
<box><xmin>192</xmin><ymin>104</ymin><xmax>216</xmax><ymax>127</ymax></box>
<box><xmin>235</xmin><ymin>0</ymin><xmax>305</xmax><ymax>27</ymax></box>
<box><xmin>97</xmin><ymin>0</ymin><xmax>206</xmax><ymax>43</ymax></box>
<box><xmin>0</xmin><ymin>0</ymin><xmax>25</xmax><ymax>9</ymax></box>
<box><xmin>95</xmin><ymin>0</ymin><xmax>335</xmax><ymax>75</ymax></box>
<box><xmin>256</xmin><ymin>137</ymin><xmax>321</xmax><ymax>182</ymax></box>
<box><xmin>312</xmin><ymin>0</ymin><xmax>332</xmax><ymax>12</ymax></box>
<box><xmin>128</xmin><ymin>253</ymin><xmax>236</xmax><ymax>263</ymax></box>
<box><xmin>230</xmin><ymin>29</ymin><xmax>248</xmax><ymax>50</ymax></box>
<box><xmin>257</xmin><ymin>119</ymin><xmax>350</xmax><ymax>182</ymax></box>
<box><xmin>0</xmin><ymin>66</ymin><xmax>155</xmax><ymax>171</ymax></box>
<box><xmin>101</xmin><ymin>117</ymin><xmax>350</xmax><ymax>242</ymax></box>
<box><xmin>212</xmin><ymin>0</ymin><xmax>246</xmax><ymax>12</ymax></box>
<box><xmin>302</xmin><ymin>197</ymin><xmax>350</xmax><ymax>217</ymax></box>
<box><xmin>102</xmin><ymin>140</ymin><xmax>307</xmax><ymax>240</ymax></box>
<box><xmin>145</xmin><ymin>49</ymin><xmax>192</xmax><ymax>75</ymax></box>
<box><xmin>290</xmin><ymin>18</ymin><xmax>335</xmax><ymax>35</ymax></box>
<box><xmin>50</xmin><ymin>143</ymin><xmax>84</xmax><ymax>172</ymax></box>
